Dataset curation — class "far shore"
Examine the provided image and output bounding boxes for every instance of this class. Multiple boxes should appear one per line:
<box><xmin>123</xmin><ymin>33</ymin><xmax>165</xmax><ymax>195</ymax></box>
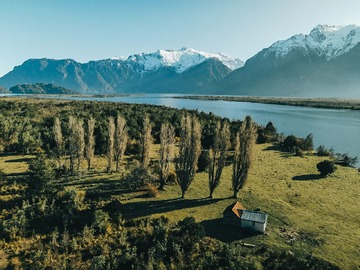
<box><xmin>175</xmin><ymin>95</ymin><xmax>360</xmax><ymax>110</ymax></box>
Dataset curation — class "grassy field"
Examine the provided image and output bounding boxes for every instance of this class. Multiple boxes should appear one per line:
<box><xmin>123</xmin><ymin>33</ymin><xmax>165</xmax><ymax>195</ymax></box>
<box><xmin>1</xmin><ymin>143</ymin><xmax>359</xmax><ymax>268</ymax></box>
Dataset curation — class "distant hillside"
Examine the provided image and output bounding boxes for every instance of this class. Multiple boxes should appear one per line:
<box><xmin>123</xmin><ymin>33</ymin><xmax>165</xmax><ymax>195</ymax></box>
<box><xmin>9</xmin><ymin>83</ymin><xmax>75</xmax><ymax>94</ymax></box>
<box><xmin>0</xmin><ymin>48</ymin><xmax>242</xmax><ymax>94</ymax></box>
<box><xmin>204</xmin><ymin>25</ymin><xmax>360</xmax><ymax>98</ymax></box>
<box><xmin>0</xmin><ymin>85</ymin><xmax>9</xmax><ymax>93</ymax></box>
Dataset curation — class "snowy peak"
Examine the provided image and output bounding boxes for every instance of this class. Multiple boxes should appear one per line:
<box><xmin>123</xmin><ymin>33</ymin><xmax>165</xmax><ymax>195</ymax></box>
<box><xmin>124</xmin><ymin>48</ymin><xmax>244</xmax><ymax>73</ymax></box>
<box><xmin>266</xmin><ymin>24</ymin><xmax>360</xmax><ymax>60</ymax></box>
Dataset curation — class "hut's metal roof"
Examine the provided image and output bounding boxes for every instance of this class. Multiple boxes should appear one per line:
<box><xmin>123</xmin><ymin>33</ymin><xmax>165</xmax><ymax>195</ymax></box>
<box><xmin>240</xmin><ymin>210</ymin><xmax>268</xmax><ymax>223</ymax></box>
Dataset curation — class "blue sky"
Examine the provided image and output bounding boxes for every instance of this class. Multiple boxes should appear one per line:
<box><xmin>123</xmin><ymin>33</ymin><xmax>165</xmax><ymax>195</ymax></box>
<box><xmin>1</xmin><ymin>0</ymin><xmax>360</xmax><ymax>76</ymax></box>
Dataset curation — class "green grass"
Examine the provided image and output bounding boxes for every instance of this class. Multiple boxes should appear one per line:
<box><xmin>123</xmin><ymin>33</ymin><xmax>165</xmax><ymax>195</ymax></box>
<box><xmin>1</xmin><ymin>143</ymin><xmax>359</xmax><ymax>268</ymax></box>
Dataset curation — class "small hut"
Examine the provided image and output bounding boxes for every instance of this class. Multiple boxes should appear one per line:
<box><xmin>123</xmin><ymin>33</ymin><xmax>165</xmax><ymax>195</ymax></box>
<box><xmin>223</xmin><ymin>201</ymin><xmax>268</xmax><ymax>233</ymax></box>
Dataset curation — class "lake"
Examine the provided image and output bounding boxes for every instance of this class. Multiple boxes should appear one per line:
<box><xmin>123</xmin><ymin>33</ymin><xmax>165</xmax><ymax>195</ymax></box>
<box><xmin>60</xmin><ymin>94</ymin><xmax>360</xmax><ymax>164</ymax></box>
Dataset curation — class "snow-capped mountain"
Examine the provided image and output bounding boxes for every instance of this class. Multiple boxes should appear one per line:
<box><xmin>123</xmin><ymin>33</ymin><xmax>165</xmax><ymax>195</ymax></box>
<box><xmin>123</xmin><ymin>47</ymin><xmax>243</xmax><ymax>73</ymax></box>
<box><xmin>265</xmin><ymin>24</ymin><xmax>360</xmax><ymax>60</ymax></box>
<box><xmin>205</xmin><ymin>24</ymin><xmax>360</xmax><ymax>97</ymax></box>
<box><xmin>0</xmin><ymin>48</ymin><xmax>240</xmax><ymax>93</ymax></box>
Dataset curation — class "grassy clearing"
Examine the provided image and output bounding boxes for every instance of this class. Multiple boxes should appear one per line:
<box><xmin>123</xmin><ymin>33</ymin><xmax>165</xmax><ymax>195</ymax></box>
<box><xmin>0</xmin><ymin>143</ymin><xmax>359</xmax><ymax>268</ymax></box>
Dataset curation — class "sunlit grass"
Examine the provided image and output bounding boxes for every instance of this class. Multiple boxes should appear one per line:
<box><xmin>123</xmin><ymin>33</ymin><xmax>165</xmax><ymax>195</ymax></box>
<box><xmin>1</xmin><ymin>143</ymin><xmax>359</xmax><ymax>268</ymax></box>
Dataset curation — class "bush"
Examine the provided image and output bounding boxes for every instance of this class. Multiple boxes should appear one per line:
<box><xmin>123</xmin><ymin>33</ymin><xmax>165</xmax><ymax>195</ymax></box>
<box><xmin>317</xmin><ymin>145</ymin><xmax>334</xmax><ymax>157</ymax></box>
<box><xmin>146</xmin><ymin>183</ymin><xmax>159</xmax><ymax>197</ymax></box>
<box><xmin>317</xmin><ymin>160</ymin><xmax>337</xmax><ymax>177</ymax></box>
<box><xmin>197</xmin><ymin>150</ymin><xmax>210</xmax><ymax>172</ymax></box>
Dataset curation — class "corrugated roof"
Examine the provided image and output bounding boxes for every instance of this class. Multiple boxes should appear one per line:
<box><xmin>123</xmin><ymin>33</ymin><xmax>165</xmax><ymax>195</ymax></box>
<box><xmin>240</xmin><ymin>210</ymin><xmax>268</xmax><ymax>223</ymax></box>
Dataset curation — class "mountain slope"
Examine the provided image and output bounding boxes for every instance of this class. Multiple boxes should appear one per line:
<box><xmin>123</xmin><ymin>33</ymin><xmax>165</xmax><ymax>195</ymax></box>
<box><xmin>0</xmin><ymin>48</ymin><xmax>243</xmax><ymax>94</ymax></box>
<box><xmin>10</xmin><ymin>83</ymin><xmax>75</xmax><ymax>94</ymax></box>
<box><xmin>209</xmin><ymin>24</ymin><xmax>360</xmax><ymax>98</ymax></box>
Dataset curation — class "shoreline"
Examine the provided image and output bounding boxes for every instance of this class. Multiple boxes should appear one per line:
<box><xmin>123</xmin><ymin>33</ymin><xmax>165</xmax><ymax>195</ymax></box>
<box><xmin>175</xmin><ymin>95</ymin><xmax>360</xmax><ymax>110</ymax></box>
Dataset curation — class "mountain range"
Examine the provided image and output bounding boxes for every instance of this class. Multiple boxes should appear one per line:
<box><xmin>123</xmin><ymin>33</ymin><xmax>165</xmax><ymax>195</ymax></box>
<box><xmin>0</xmin><ymin>48</ymin><xmax>243</xmax><ymax>94</ymax></box>
<box><xmin>1</xmin><ymin>25</ymin><xmax>360</xmax><ymax>97</ymax></box>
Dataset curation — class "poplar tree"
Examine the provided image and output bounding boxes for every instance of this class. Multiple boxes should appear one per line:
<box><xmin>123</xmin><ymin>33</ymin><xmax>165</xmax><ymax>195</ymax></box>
<box><xmin>53</xmin><ymin>117</ymin><xmax>63</xmax><ymax>169</ymax></box>
<box><xmin>114</xmin><ymin>115</ymin><xmax>128</xmax><ymax>172</ymax></box>
<box><xmin>208</xmin><ymin>121</ymin><xmax>230</xmax><ymax>198</ymax></box>
<box><xmin>107</xmin><ymin>117</ymin><xmax>115</xmax><ymax>172</ymax></box>
<box><xmin>175</xmin><ymin>115</ymin><xmax>202</xmax><ymax>198</ymax></box>
<box><xmin>159</xmin><ymin>122</ymin><xmax>175</xmax><ymax>190</ymax></box>
<box><xmin>232</xmin><ymin>116</ymin><xmax>257</xmax><ymax>198</ymax></box>
<box><xmin>75</xmin><ymin>119</ymin><xmax>85</xmax><ymax>172</ymax></box>
<box><xmin>140</xmin><ymin>114</ymin><xmax>152</xmax><ymax>168</ymax></box>
<box><xmin>85</xmin><ymin>117</ymin><xmax>96</xmax><ymax>171</ymax></box>
<box><xmin>68</xmin><ymin>116</ymin><xmax>76</xmax><ymax>174</ymax></box>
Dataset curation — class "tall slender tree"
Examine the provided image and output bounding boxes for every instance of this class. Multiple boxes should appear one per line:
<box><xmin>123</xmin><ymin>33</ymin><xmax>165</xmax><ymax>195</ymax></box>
<box><xmin>68</xmin><ymin>116</ymin><xmax>76</xmax><ymax>174</ymax></box>
<box><xmin>85</xmin><ymin>117</ymin><xmax>96</xmax><ymax>171</ymax></box>
<box><xmin>159</xmin><ymin>122</ymin><xmax>175</xmax><ymax>190</ymax></box>
<box><xmin>140</xmin><ymin>114</ymin><xmax>152</xmax><ymax>168</ymax></box>
<box><xmin>175</xmin><ymin>115</ymin><xmax>202</xmax><ymax>198</ymax></box>
<box><xmin>107</xmin><ymin>117</ymin><xmax>115</xmax><ymax>172</ymax></box>
<box><xmin>68</xmin><ymin>116</ymin><xmax>85</xmax><ymax>174</ymax></box>
<box><xmin>208</xmin><ymin>121</ymin><xmax>230</xmax><ymax>198</ymax></box>
<box><xmin>232</xmin><ymin>116</ymin><xmax>257</xmax><ymax>198</ymax></box>
<box><xmin>53</xmin><ymin>117</ymin><xmax>63</xmax><ymax>169</ymax></box>
<box><xmin>114</xmin><ymin>115</ymin><xmax>128</xmax><ymax>172</ymax></box>
<box><xmin>75</xmin><ymin>119</ymin><xmax>85</xmax><ymax>172</ymax></box>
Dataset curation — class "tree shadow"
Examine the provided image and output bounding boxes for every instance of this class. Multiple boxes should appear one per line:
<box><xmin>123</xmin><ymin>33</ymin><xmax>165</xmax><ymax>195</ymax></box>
<box><xmin>292</xmin><ymin>174</ymin><xmax>322</xmax><ymax>181</ymax></box>
<box><xmin>200</xmin><ymin>218</ymin><xmax>261</xmax><ymax>242</ymax></box>
<box><xmin>118</xmin><ymin>198</ymin><xmax>225</xmax><ymax>219</ymax></box>
<box><xmin>5</xmin><ymin>157</ymin><xmax>34</xmax><ymax>163</ymax></box>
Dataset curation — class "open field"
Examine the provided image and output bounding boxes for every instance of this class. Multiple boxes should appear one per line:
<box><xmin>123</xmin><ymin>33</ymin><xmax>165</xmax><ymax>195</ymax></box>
<box><xmin>178</xmin><ymin>95</ymin><xmax>360</xmax><ymax>110</ymax></box>
<box><xmin>1</xmin><ymin>143</ymin><xmax>359</xmax><ymax>268</ymax></box>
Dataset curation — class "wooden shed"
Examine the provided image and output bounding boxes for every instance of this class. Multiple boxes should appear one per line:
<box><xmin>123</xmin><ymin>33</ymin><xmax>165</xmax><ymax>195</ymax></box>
<box><xmin>223</xmin><ymin>201</ymin><xmax>268</xmax><ymax>233</ymax></box>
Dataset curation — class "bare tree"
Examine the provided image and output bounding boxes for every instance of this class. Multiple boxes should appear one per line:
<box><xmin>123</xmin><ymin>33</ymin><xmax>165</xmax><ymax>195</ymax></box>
<box><xmin>159</xmin><ymin>122</ymin><xmax>175</xmax><ymax>190</ymax></box>
<box><xmin>114</xmin><ymin>115</ymin><xmax>128</xmax><ymax>172</ymax></box>
<box><xmin>85</xmin><ymin>117</ymin><xmax>95</xmax><ymax>171</ymax></box>
<box><xmin>208</xmin><ymin>121</ymin><xmax>230</xmax><ymax>198</ymax></box>
<box><xmin>232</xmin><ymin>116</ymin><xmax>257</xmax><ymax>198</ymax></box>
<box><xmin>107</xmin><ymin>117</ymin><xmax>115</xmax><ymax>172</ymax></box>
<box><xmin>140</xmin><ymin>114</ymin><xmax>152</xmax><ymax>168</ymax></box>
<box><xmin>53</xmin><ymin>117</ymin><xmax>63</xmax><ymax>169</ymax></box>
<box><xmin>175</xmin><ymin>115</ymin><xmax>202</xmax><ymax>198</ymax></box>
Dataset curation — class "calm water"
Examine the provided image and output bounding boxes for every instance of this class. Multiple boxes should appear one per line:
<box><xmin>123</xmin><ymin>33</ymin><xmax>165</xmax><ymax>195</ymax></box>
<box><xmin>63</xmin><ymin>94</ymin><xmax>360</xmax><ymax>163</ymax></box>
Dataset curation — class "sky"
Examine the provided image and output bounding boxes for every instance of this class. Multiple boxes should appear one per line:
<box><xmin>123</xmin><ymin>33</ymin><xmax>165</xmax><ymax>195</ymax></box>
<box><xmin>1</xmin><ymin>0</ymin><xmax>360</xmax><ymax>77</ymax></box>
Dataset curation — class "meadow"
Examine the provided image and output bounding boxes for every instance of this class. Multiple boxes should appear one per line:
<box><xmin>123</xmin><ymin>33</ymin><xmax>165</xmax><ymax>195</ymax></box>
<box><xmin>0</xmin><ymin>97</ymin><xmax>359</xmax><ymax>269</ymax></box>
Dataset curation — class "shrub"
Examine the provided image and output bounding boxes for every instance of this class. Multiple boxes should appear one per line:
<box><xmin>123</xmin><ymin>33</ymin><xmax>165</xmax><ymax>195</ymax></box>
<box><xmin>92</xmin><ymin>210</ymin><xmax>110</xmax><ymax>234</ymax></box>
<box><xmin>317</xmin><ymin>145</ymin><xmax>334</xmax><ymax>157</ymax></box>
<box><xmin>317</xmin><ymin>160</ymin><xmax>337</xmax><ymax>177</ymax></box>
<box><xmin>146</xmin><ymin>183</ymin><xmax>159</xmax><ymax>197</ymax></box>
<box><xmin>197</xmin><ymin>150</ymin><xmax>210</xmax><ymax>172</ymax></box>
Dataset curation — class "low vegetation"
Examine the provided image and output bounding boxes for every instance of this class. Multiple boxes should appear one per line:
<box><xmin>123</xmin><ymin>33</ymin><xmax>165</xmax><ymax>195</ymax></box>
<box><xmin>0</xmin><ymin>97</ymin><xmax>359</xmax><ymax>269</ymax></box>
